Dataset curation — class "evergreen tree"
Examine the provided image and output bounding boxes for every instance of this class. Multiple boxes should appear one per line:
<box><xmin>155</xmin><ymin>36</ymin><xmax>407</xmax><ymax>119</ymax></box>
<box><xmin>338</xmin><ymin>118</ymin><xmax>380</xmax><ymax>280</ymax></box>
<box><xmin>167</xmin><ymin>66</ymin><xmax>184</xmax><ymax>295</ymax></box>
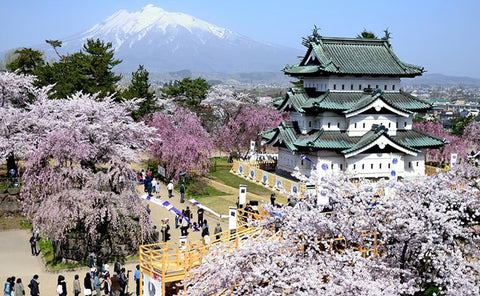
<box><xmin>80</xmin><ymin>39</ymin><xmax>122</xmax><ymax>97</ymax></box>
<box><xmin>6</xmin><ymin>48</ymin><xmax>45</xmax><ymax>74</ymax></box>
<box><xmin>35</xmin><ymin>38</ymin><xmax>121</xmax><ymax>99</ymax></box>
<box><xmin>121</xmin><ymin>65</ymin><xmax>156</xmax><ymax>120</ymax></box>
<box><xmin>162</xmin><ymin>77</ymin><xmax>210</xmax><ymax>108</ymax></box>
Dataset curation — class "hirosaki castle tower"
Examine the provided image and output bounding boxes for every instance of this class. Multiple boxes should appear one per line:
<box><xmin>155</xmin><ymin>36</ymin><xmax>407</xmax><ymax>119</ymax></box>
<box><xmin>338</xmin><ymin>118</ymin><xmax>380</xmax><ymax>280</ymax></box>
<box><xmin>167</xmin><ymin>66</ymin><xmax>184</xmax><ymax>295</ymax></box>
<box><xmin>262</xmin><ymin>37</ymin><xmax>446</xmax><ymax>179</ymax></box>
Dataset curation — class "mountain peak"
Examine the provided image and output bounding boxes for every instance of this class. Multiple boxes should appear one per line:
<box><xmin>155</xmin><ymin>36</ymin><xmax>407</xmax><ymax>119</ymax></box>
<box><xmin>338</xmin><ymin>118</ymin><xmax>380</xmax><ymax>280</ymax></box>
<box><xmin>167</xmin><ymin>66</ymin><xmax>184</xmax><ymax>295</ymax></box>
<box><xmin>53</xmin><ymin>5</ymin><xmax>302</xmax><ymax>73</ymax></box>
<box><xmin>80</xmin><ymin>4</ymin><xmax>228</xmax><ymax>44</ymax></box>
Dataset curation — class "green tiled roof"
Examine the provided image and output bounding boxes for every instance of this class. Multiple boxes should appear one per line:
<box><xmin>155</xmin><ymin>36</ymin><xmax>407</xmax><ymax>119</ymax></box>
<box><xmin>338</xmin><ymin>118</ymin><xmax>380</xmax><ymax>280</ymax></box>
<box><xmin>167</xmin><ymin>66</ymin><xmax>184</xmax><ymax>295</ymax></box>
<box><xmin>262</xmin><ymin>123</ymin><xmax>446</xmax><ymax>154</ymax></box>
<box><xmin>295</xmin><ymin>130</ymin><xmax>355</xmax><ymax>149</ymax></box>
<box><xmin>341</xmin><ymin>125</ymin><xmax>421</xmax><ymax>155</ymax></box>
<box><xmin>281</xmin><ymin>89</ymin><xmax>432</xmax><ymax>114</ymax></box>
<box><xmin>395</xmin><ymin>129</ymin><xmax>448</xmax><ymax>148</ymax></box>
<box><xmin>283</xmin><ymin>37</ymin><xmax>424</xmax><ymax>77</ymax></box>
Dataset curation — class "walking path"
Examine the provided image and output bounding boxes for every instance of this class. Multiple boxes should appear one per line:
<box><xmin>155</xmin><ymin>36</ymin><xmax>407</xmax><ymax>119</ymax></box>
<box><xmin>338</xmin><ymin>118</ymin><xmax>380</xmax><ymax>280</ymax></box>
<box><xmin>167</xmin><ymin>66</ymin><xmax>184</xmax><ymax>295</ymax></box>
<box><xmin>0</xmin><ymin>180</ymin><xmax>231</xmax><ymax>296</ymax></box>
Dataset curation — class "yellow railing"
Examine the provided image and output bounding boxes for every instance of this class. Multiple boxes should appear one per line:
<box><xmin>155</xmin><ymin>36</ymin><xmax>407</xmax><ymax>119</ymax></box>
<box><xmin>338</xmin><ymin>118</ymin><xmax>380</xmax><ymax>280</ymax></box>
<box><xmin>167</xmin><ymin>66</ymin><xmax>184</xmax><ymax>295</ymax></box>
<box><xmin>139</xmin><ymin>219</ymin><xmax>265</xmax><ymax>296</ymax></box>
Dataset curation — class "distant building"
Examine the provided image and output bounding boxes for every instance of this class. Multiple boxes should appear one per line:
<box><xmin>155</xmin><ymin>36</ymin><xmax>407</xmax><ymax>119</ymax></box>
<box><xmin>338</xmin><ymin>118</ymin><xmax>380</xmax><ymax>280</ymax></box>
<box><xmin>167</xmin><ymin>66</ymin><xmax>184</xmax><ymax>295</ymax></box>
<box><xmin>261</xmin><ymin>37</ymin><xmax>447</xmax><ymax>179</ymax></box>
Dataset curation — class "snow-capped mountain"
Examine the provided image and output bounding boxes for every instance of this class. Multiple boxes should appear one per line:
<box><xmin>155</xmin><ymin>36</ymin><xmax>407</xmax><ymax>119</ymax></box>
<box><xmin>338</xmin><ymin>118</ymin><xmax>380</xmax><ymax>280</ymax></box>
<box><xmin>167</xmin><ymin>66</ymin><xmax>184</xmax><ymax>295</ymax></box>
<box><xmin>48</xmin><ymin>5</ymin><xmax>302</xmax><ymax>73</ymax></box>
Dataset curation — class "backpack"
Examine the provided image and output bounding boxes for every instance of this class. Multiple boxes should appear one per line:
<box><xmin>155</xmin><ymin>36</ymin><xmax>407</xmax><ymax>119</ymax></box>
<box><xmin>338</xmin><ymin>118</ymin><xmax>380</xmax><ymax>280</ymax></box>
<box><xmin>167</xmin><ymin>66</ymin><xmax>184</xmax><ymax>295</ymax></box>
<box><xmin>56</xmin><ymin>284</ymin><xmax>63</xmax><ymax>294</ymax></box>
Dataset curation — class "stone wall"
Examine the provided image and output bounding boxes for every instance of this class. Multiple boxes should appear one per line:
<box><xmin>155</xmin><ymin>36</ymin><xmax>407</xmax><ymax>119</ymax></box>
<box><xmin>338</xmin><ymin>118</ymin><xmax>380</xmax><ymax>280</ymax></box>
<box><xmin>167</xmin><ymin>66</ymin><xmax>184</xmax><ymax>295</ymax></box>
<box><xmin>0</xmin><ymin>188</ymin><xmax>22</xmax><ymax>216</ymax></box>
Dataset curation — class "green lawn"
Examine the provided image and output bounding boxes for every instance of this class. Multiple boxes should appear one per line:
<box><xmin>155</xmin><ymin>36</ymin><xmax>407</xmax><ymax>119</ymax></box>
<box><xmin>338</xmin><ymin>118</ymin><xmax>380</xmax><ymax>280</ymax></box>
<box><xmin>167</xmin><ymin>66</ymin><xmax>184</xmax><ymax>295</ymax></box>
<box><xmin>209</xmin><ymin>158</ymin><xmax>273</xmax><ymax>196</ymax></box>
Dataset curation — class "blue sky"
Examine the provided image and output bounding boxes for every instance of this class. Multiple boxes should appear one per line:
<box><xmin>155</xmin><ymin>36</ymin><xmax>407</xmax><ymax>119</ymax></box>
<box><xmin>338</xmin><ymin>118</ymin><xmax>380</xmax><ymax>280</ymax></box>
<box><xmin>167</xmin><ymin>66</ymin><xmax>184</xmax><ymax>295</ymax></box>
<box><xmin>2</xmin><ymin>0</ymin><xmax>479</xmax><ymax>78</ymax></box>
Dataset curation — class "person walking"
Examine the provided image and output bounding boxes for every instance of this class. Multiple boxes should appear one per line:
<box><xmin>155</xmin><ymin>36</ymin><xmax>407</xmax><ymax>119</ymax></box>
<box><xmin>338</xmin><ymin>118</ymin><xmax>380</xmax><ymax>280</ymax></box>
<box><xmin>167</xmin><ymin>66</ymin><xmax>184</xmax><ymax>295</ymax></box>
<box><xmin>29</xmin><ymin>234</ymin><xmax>37</xmax><ymax>256</ymax></box>
<box><xmin>119</xmin><ymin>269</ymin><xmax>128</xmax><ymax>296</ymax></box>
<box><xmin>13</xmin><ymin>279</ymin><xmax>24</xmax><ymax>296</ymax></box>
<box><xmin>93</xmin><ymin>272</ymin><xmax>102</xmax><ymax>296</ymax></box>
<box><xmin>214</xmin><ymin>222</ymin><xmax>223</xmax><ymax>240</ymax></box>
<box><xmin>28</xmin><ymin>275</ymin><xmax>39</xmax><ymax>296</ymax></box>
<box><xmin>56</xmin><ymin>275</ymin><xmax>67</xmax><ymax>296</ymax></box>
<box><xmin>167</xmin><ymin>181</ymin><xmax>174</xmax><ymax>198</ymax></box>
<box><xmin>110</xmin><ymin>273</ymin><xmax>121</xmax><ymax>296</ymax></box>
<box><xmin>83</xmin><ymin>273</ymin><xmax>92</xmax><ymax>296</ymax></box>
<box><xmin>270</xmin><ymin>193</ymin><xmax>276</xmax><ymax>206</ymax></box>
<box><xmin>202</xmin><ymin>219</ymin><xmax>210</xmax><ymax>244</ymax></box>
<box><xmin>73</xmin><ymin>275</ymin><xmax>81</xmax><ymax>296</ymax></box>
<box><xmin>197</xmin><ymin>207</ymin><xmax>204</xmax><ymax>227</ymax></box>
<box><xmin>179</xmin><ymin>183</ymin><xmax>185</xmax><ymax>203</ymax></box>
<box><xmin>4</xmin><ymin>278</ymin><xmax>11</xmax><ymax>296</ymax></box>
<box><xmin>164</xmin><ymin>218</ymin><xmax>171</xmax><ymax>242</ymax></box>
<box><xmin>134</xmin><ymin>265</ymin><xmax>140</xmax><ymax>296</ymax></box>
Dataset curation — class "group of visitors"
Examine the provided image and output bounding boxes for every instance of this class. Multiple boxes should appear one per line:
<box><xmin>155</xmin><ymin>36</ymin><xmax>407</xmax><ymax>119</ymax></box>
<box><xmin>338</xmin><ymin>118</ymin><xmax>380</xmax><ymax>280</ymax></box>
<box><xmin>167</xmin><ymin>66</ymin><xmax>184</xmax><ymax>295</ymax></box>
<box><xmin>84</xmin><ymin>254</ymin><xmax>134</xmax><ymax>296</ymax></box>
<box><xmin>3</xmin><ymin>276</ymin><xmax>25</xmax><ymax>296</ymax></box>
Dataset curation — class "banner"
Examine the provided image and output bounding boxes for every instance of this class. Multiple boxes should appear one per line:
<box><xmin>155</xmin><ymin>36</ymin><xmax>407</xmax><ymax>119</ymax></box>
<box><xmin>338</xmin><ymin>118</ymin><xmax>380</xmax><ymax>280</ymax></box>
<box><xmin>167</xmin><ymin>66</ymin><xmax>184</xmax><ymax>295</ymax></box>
<box><xmin>249</xmin><ymin>141</ymin><xmax>255</xmax><ymax>153</ymax></box>
<box><xmin>450</xmin><ymin>153</ymin><xmax>458</xmax><ymax>169</ymax></box>
<box><xmin>249</xmin><ymin>168</ymin><xmax>256</xmax><ymax>179</ymax></box>
<box><xmin>261</xmin><ymin>172</ymin><xmax>269</xmax><ymax>185</ymax></box>
<box><xmin>143</xmin><ymin>274</ymin><xmax>162</xmax><ymax>296</ymax></box>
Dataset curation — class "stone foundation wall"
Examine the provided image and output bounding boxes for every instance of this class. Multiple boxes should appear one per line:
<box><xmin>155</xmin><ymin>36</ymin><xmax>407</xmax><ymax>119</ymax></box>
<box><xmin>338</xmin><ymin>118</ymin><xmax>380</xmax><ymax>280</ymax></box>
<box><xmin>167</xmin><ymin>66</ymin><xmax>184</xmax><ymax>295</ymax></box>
<box><xmin>0</xmin><ymin>188</ymin><xmax>22</xmax><ymax>216</ymax></box>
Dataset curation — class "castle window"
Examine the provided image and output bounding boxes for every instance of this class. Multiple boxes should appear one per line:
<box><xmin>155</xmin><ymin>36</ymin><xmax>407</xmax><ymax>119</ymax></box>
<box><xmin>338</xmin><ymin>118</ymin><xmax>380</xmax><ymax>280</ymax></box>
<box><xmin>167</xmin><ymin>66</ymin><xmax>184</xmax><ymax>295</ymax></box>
<box><xmin>351</xmin><ymin>84</ymin><xmax>354</xmax><ymax>90</ymax></box>
<box><xmin>409</xmin><ymin>162</ymin><xmax>412</xmax><ymax>168</ymax></box>
<box><xmin>404</xmin><ymin>122</ymin><xmax>407</xmax><ymax>127</ymax></box>
<box><xmin>376</xmin><ymin>85</ymin><xmax>379</xmax><ymax>89</ymax></box>
<box><xmin>362</xmin><ymin>164</ymin><xmax>365</xmax><ymax>170</ymax></box>
<box><xmin>379</xmin><ymin>163</ymin><xmax>382</xmax><ymax>169</ymax></box>
<box><xmin>353</xmin><ymin>164</ymin><xmax>356</xmax><ymax>170</ymax></box>
<box><xmin>367</xmin><ymin>84</ymin><xmax>371</xmax><ymax>88</ymax></box>
<box><xmin>342</xmin><ymin>84</ymin><xmax>345</xmax><ymax>90</ymax></box>
<box><xmin>337</xmin><ymin>122</ymin><xmax>340</xmax><ymax>128</ymax></box>
<box><xmin>331</xmin><ymin>164</ymin><xmax>334</xmax><ymax>170</ymax></box>
<box><xmin>384</xmin><ymin>85</ymin><xmax>387</xmax><ymax>90</ymax></box>
<box><xmin>301</xmin><ymin>159</ymin><xmax>304</xmax><ymax>165</ymax></box>
<box><xmin>388</xmin><ymin>163</ymin><xmax>391</xmax><ymax>169</ymax></box>
<box><xmin>333</xmin><ymin>84</ymin><xmax>336</xmax><ymax>90</ymax></box>
<box><xmin>371</xmin><ymin>163</ymin><xmax>374</xmax><ymax>169</ymax></box>
<box><xmin>363</xmin><ymin>123</ymin><xmax>366</xmax><ymax>128</ymax></box>
<box><xmin>309</xmin><ymin>121</ymin><xmax>312</xmax><ymax>127</ymax></box>
<box><xmin>340</xmin><ymin>164</ymin><xmax>343</xmax><ymax>170</ymax></box>
<box><xmin>359</xmin><ymin>84</ymin><xmax>362</xmax><ymax>90</ymax></box>
<box><xmin>392</xmin><ymin>85</ymin><xmax>395</xmax><ymax>90</ymax></box>
<box><xmin>388</xmin><ymin>123</ymin><xmax>391</xmax><ymax>128</ymax></box>
<box><xmin>354</xmin><ymin>123</ymin><xmax>357</xmax><ymax>128</ymax></box>
<box><xmin>416</xmin><ymin>161</ymin><xmax>419</xmax><ymax>167</ymax></box>
<box><xmin>328</xmin><ymin>122</ymin><xmax>331</xmax><ymax>128</ymax></box>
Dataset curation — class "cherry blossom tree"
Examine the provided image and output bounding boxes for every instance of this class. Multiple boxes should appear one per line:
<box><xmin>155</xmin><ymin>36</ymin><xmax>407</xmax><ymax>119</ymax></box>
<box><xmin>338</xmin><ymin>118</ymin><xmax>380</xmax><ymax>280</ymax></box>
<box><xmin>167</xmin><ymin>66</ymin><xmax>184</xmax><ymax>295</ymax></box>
<box><xmin>414</xmin><ymin>121</ymin><xmax>471</xmax><ymax>164</ymax></box>
<box><xmin>146</xmin><ymin>106</ymin><xmax>213</xmax><ymax>181</ymax></box>
<box><xmin>463</xmin><ymin>121</ymin><xmax>480</xmax><ymax>153</ymax></box>
<box><xmin>216</xmin><ymin>105</ymin><xmax>287</xmax><ymax>155</ymax></box>
<box><xmin>10</xmin><ymin>92</ymin><xmax>157</xmax><ymax>259</ymax></box>
<box><xmin>0</xmin><ymin>72</ymin><xmax>53</xmax><ymax>175</ymax></box>
<box><xmin>200</xmin><ymin>86</ymin><xmax>254</xmax><ymax>127</ymax></box>
<box><xmin>182</xmin><ymin>165</ymin><xmax>480</xmax><ymax>295</ymax></box>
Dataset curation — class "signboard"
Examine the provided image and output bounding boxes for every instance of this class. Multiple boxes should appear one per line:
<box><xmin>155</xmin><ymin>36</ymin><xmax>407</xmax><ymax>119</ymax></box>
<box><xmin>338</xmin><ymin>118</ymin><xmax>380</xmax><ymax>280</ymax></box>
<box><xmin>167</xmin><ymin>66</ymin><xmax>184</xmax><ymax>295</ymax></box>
<box><xmin>157</xmin><ymin>165</ymin><xmax>166</xmax><ymax>178</ymax></box>
<box><xmin>143</xmin><ymin>274</ymin><xmax>162</xmax><ymax>296</ymax></box>
<box><xmin>229</xmin><ymin>206</ymin><xmax>237</xmax><ymax>230</ymax></box>
<box><xmin>239</xmin><ymin>185</ymin><xmax>247</xmax><ymax>206</ymax></box>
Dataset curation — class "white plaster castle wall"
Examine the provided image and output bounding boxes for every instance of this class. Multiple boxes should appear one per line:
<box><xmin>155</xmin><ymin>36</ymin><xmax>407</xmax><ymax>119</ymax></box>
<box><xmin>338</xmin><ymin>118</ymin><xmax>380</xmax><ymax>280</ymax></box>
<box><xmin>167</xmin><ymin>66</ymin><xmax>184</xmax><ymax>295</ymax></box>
<box><xmin>303</xmin><ymin>76</ymin><xmax>401</xmax><ymax>92</ymax></box>
<box><xmin>347</xmin><ymin>114</ymin><xmax>399</xmax><ymax>136</ymax></box>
